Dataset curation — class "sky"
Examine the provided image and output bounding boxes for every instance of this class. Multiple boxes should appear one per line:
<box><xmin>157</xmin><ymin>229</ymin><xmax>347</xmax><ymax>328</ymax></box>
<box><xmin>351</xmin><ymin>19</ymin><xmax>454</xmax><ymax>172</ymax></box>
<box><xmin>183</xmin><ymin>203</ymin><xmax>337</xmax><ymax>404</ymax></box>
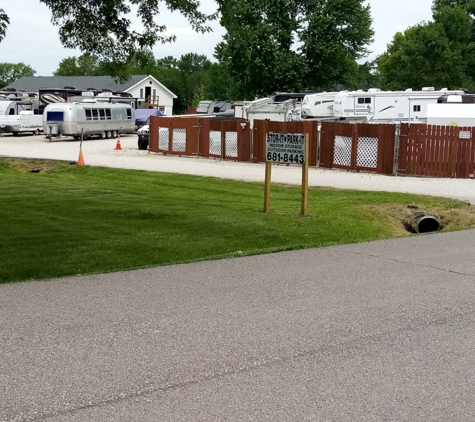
<box><xmin>0</xmin><ymin>0</ymin><xmax>435</xmax><ymax>76</ymax></box>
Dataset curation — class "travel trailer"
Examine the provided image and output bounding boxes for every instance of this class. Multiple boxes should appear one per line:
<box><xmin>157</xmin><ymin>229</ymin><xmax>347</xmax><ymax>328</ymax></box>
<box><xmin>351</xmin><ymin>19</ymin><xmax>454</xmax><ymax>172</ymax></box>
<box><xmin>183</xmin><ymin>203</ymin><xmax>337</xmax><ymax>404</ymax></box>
<box><xmin>0</xmin><ymin>111</ymin><xmax>43</xmax><ymax>135</ymax></box>
<box><xmin>300</xmin><ymin>92</ymin><xmax>339</xmax><ymax>119</ymax></box>
<box><xmin>43</xmin><ymin>101</ymin><xmax>135</xmax><ymax>139</ymax></box>
<box><xmin>0</xmin><ymin>99</ymin><xmax>38</xmax><ymax>116</ymax></box>
<box><xmin>426</xmin><ymin>103</ymin><xmax>475</xmax><ymax>127</ymax></box>
<box><xmin>0</xmin><ymin>100</ymin><xmax>42</xmax><ymax>134</ymax></box>
<box><xmin>38</xmin><ymin>88</ymin><xmax>137</xmax><ymax>114</ymax></box>
<box><xmin>332</xmin><ymin>88</ymin><xmax>466</xmax><ymax>123</ymax></box>
<box><xmin>427</xmin><ymin>95</ymin><xmax>475</xmax><ymax>126</ymax></box>
<box><xmin>238</xmin><ymin>92</ymin><xmax>308</xmax><ymax>127</ymax></box>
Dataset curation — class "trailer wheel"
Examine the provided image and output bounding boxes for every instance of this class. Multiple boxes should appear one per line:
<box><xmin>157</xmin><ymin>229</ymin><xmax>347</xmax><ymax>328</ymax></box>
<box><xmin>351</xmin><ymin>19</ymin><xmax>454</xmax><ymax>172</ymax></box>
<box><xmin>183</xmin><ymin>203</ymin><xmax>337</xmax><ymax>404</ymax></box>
<box><xmin>112</xmin><ymin>130</ymin><xmax>118</xmax><ymax>139</ymax></box>
<box><xmin>12</xmin><ymin>131</ymin><xmax>19</xmax><ymax>136</ymax></box>
<box><xmin>34</xmin><ymin>129</ymin><xmax>40</xmax><ymax>136</ymax></box>
<box><xmin>73</xmin><ymin>136</ymin><xmax>80</xmax><ymax>140</ymax></box>
<box><xmin>106</xmin><ymin>131</ymin><xmax>112</xmax><ymax>139</ymax></box>
<box><xmin>101</xmin><ymin>131</ymin><xmax>106</xmax><ymax>139</ymax></box>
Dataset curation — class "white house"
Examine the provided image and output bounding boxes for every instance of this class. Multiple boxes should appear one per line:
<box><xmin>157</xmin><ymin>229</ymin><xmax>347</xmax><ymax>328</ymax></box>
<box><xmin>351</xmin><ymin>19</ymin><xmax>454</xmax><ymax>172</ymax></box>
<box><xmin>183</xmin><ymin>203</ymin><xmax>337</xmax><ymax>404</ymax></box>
<box><xmin>3</xmin><ymin>74</ymin><xmax>177</xmax><ymax>116</ymax></box>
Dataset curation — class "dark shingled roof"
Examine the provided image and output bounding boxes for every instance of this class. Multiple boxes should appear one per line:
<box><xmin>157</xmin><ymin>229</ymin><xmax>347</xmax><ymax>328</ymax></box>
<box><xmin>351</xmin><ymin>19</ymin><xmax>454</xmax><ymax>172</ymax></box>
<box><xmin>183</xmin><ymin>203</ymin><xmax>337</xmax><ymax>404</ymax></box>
<box><xmin>3</xmin><ymin>75</ymin><xmax>148</xmax><ymax>92</ymax></box>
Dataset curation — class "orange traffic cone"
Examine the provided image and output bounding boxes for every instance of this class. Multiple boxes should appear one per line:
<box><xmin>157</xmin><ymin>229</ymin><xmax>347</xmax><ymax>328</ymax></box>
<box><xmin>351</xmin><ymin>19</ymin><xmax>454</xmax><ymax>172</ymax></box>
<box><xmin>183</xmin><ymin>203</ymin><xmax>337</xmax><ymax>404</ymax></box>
<box><xmin>77</xmin><ymin>146</ymin><xmax>85</xmax><ymax>166</ymax></box>
<box><xmin>115</xmin><ymin>135</ymin><xmax>122</xmax><ymax>150</ymax></box>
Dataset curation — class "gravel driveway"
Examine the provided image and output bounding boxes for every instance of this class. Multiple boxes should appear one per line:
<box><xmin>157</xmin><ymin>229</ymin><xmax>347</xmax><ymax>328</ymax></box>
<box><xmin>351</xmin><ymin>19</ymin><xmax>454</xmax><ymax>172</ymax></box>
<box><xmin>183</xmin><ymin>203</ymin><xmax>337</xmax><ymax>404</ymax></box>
<box><xmin>1</xmin><ymin>132</ymin><xmax>475</xmax><ymax>204</ymax></box>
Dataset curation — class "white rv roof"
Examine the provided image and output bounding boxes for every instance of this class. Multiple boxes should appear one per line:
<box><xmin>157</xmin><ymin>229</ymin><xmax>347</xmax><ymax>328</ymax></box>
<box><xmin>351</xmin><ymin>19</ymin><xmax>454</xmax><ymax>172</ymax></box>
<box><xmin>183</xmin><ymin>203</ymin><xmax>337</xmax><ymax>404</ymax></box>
<box><xmin>0</xmin><ymin>101</ymin><xmax>15</xmax><ymax>114</ymax></box>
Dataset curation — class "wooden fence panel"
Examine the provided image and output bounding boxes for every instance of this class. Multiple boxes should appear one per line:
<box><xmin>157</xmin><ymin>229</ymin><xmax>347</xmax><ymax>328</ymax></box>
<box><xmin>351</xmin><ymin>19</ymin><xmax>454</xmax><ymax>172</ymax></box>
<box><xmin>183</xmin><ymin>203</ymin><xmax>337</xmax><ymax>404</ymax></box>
<box><xmin>398</xmin><ymin>124</ymin><xmax>475</xmax><ymax>178</ymax></box>
<box><xmin>320</xmin><ymin>122</ymin><xmax>395</xmax><ymax>175</ymax></box>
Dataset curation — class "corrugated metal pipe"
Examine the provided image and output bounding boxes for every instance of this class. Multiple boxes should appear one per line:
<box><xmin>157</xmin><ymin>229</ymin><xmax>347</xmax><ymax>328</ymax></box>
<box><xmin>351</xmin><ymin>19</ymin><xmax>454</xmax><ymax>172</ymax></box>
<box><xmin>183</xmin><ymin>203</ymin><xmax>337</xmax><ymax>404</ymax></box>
<box><xmin>415</xmin><ymin>213</ymin><xmax>441</xmax><ymax>234</ymax></box>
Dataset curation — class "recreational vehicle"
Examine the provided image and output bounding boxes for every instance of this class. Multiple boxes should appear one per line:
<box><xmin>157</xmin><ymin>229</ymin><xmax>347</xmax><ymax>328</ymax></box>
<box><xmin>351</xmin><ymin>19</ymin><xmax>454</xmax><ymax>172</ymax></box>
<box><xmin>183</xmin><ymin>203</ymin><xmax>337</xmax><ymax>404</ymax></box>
<box><xmin>300</xmin><ymin>92</ymin><xmax>339</xmax><ymax>118</ymax></box>
<box><xmin>43</xmin><ymin>101</ymin><xmax>135</xmax><ymax>139</ymax></box>
<box><xmin>39</xmin><ymin>88</ymin><xmax>137</xmax><ymax>114</ymax></box>
<box><xmin>332</xmin><ymin>88</ymin><xmax>465</xmax><ymax>123</ymax></box>
<box><xmin>0</xmin><ymin>111</ymin><xmax>43</xmax><ymax>135</ymax></box>
<box><xmin>0</xmin><ymin>100</ymin><xmax>42</xmax><ymax>135</ymax></box>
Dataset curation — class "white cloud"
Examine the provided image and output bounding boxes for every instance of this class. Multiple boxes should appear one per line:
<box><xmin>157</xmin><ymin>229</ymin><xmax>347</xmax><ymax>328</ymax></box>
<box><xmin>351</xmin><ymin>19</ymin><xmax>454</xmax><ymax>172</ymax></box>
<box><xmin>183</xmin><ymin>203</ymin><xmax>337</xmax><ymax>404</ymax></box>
<box><xmin>0</xmin><ymin>0</ymin><xmax>433</xmax><ymax>75</ymax></box>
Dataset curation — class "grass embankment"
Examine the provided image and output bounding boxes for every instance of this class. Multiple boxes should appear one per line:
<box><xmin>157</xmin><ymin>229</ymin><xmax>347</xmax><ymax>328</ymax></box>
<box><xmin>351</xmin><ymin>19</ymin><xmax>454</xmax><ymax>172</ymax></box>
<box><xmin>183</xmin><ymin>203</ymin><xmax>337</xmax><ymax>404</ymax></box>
<box><xmin>1</xmin><ymin>158</ymin><xmax>474</xmax><ymax>284</ymax></box>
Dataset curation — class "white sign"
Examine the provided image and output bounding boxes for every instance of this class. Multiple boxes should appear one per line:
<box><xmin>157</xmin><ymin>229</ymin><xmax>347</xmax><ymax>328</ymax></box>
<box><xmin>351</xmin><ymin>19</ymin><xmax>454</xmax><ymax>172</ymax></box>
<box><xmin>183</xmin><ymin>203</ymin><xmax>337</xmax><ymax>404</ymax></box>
<box><xmin>459</xmin><ymin>131</ymin><xmax>471</xmax><ymax>139</ymax></box>
<box><xmin>266</xmin><ymin>133</ymin><xmax>306</xmax><ymax>164</ymax></box>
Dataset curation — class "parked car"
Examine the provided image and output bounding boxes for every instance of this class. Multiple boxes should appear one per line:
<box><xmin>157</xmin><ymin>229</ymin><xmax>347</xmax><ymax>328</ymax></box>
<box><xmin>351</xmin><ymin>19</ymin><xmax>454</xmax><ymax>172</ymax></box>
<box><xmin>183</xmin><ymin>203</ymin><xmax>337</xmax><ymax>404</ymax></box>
<box><xmin>137</xmin><ymin>121</ymin><xmax>150</xmax><ymax>150</ymax></box>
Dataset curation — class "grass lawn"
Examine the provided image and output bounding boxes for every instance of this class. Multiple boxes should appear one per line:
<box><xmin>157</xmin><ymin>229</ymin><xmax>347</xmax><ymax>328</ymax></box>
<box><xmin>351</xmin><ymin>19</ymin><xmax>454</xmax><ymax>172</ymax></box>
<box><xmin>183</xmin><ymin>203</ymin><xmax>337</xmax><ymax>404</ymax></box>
<box><xmin>1</xmin><ymin>158</ymin><xmax>474</xmax><ymax>284</ymax></box>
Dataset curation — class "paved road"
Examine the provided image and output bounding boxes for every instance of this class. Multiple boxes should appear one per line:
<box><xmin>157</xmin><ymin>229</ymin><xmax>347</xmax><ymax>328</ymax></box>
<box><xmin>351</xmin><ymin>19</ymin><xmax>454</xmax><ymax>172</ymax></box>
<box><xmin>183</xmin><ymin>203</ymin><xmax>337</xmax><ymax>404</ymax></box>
<box><xmin>1</xmin><ymin>133</ymin><xmax>475</xmax><ymax>204</ymax></box>
<box><xmin>2</xmin><ymin>230</ymin><xmax>475</xmax><ymax>421</ymax></box>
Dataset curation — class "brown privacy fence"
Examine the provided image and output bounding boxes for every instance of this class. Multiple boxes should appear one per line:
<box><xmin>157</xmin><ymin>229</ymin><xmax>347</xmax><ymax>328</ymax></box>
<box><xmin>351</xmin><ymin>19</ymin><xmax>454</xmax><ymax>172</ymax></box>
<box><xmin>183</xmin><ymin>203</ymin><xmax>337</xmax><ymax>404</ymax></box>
<box><xmin>398</xmin><ymin>124</ymin><xmax>475</xmax><ymax>178</ymax></box>
<box><xmin>319</xmin><ymin>122</ymin><xmax>396</xmax><ymax>175</ymax></box>
<box><xmin>149</xmin><ymin>117</ymin><xmax>251</xmax><ymax>162</ymax></box>
<box><xmin>148</xmin><ymin>116</ymin><xmax>475</xmax><ymax>179</ymax></box>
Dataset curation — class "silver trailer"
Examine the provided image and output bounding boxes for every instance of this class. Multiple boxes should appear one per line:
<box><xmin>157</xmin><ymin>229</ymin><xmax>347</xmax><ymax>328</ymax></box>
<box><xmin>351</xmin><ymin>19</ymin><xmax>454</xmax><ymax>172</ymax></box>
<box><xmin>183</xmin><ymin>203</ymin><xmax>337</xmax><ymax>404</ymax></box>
<box><xmin>43</xmin><ymin>101</ymin><xmax>135</xmax><ymax>139</ymax></box>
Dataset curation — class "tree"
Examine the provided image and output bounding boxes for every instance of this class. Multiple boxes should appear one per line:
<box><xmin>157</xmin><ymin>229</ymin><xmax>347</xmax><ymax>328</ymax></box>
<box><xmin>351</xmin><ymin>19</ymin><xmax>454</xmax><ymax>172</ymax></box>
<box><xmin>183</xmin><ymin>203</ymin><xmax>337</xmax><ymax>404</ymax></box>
<box><xmin>0</xmin><ymin>8</ymin><xmax>8</xmax><ymax>43</ymax></box>
<box><xmin>54</xmin><ymin>53</ymin><xmax>106</xmax><ymax>76</ymax></box>
<box><xmin>0</xmin><ymin>1</ymin><xmax>215</xmax><ymax>79</ymax></box>
<box><xmin>0</xmin><ymin>62</ymin><xmax>36</xmax><ymax>88</ymax></box>
<box><xmin>215</xmin><ymin>0</ymin><xmax>374</xmax><ymax>99</ymax></box>
<box><xmin>378</xmin><ymin>2</ymin><xmax>475</xmax><ymax>91</ymax></box>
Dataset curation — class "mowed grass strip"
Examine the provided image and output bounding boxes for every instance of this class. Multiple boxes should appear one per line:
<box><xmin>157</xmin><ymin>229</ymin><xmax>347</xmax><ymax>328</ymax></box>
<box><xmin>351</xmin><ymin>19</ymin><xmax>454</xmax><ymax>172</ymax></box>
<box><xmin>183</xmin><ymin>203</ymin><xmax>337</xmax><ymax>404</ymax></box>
<box><xmin>1</xmin><ymin>158</ymin><xmax>473</xmax><ymax>283</ymax></box>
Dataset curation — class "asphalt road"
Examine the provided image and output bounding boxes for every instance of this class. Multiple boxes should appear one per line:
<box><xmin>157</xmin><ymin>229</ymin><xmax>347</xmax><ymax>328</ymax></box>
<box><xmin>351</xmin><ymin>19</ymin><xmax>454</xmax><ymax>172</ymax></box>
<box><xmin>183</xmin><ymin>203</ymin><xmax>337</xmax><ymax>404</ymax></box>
<box><xmin>2</xmin><ymin>230</ymin><xmax>475</xmax><ymax>421</ymax></box>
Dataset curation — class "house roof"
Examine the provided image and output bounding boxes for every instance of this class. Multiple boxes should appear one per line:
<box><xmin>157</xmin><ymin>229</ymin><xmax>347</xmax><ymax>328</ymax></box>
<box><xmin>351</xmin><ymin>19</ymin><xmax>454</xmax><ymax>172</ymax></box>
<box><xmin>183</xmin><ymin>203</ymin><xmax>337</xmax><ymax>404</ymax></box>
<box><xmin>3</xmin><ymin>75</ymin><xmax>150</xmax><ymax>93</ymax></box>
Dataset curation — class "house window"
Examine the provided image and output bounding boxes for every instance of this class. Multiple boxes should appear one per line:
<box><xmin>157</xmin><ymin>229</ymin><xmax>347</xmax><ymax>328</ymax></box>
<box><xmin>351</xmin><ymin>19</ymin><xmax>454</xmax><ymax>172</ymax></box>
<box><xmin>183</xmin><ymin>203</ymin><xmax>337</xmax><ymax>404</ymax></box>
<box><xmin>413</xmin><ymin>105</ymin><xmax>421</xmax><ymax>112</ymax></box>
<box><xmin>159</xmin><ymin>106</ymin><xmax>166</xmax><ymax>113</ymax></box>
<box><xmin>153</xmin><ymin>89</ymin><xmax>156</xmax><ymax>98</ymax></box>
<box><xmin>140</xmin><ymin>88</ymin><xmax>143</xmax><ymax>99</ymax></box>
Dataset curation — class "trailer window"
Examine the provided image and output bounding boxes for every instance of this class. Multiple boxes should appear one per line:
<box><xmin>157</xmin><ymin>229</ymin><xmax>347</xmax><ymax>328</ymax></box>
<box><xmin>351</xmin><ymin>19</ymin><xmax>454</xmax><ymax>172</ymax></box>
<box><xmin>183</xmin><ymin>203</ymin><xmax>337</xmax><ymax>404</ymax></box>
<box><xmin>413</xmin><ymin>105</ymin><xmax>421</xmax><ymax>112</ymax></box>
<box><xmin>99</xmin><ymin>109</ymin><xmax>106</xmax><ymax>120</ymax></box>
<box><xmin>46</xmin><ymin>111</ymin><xmax>64</xmax><ymax>122</ymax></box>
<box><xmin>126</xmin><ymin>108</ymin><xmax>132</xmax><ymax>119</ymax></box>
<box><xmin>106</xmin><ymin>109</ymin><xmax>111</xmax><ymax>120</ymax></box>
<box><xmin>92</xmin><ymin>109</ymin><xmax>99</xmax><ymax>120</ymax></box>
<box><xmin>85</xmin><ymin>109</ymin><xmax>92</xmax><ymax>120</ymax></box>
<box><xmin>358</xmin><ymin>98</ymin><xmax>371</xmax><ymax>104</ymax></box>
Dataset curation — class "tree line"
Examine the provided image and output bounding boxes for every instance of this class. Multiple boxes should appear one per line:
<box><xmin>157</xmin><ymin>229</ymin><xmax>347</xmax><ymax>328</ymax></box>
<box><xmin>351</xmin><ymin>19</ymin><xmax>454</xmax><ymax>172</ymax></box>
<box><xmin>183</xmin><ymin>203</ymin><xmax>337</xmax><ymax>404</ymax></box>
<box><xmin>1</xmin><ymin>0</ymin><xmax>474</xmax><ymax>113</ymax></box>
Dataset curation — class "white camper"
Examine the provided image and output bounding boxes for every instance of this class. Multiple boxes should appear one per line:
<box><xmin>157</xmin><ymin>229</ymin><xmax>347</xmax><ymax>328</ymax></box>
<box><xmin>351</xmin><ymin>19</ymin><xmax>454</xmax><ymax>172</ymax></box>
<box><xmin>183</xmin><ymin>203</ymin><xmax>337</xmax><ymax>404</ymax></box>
<box><xmin>0</xmin><ymin>111</ymin><xmax>43</xmax><ymax>135</ymax></box>
<box><xmin>300</xmin><ymin>92</ymin><xmax>339</xmax><ymax>119</ymax></box>
<box><xmin>426</xmin><ymin>102</ymin><xmax>475</xmax><ymax>127</ymax></box>
<box><xmin>332</xmin><ymin>88</ymin><xmax>465</xmax><ymax>123</ymax></box>
<box><xmin>43</xmin><ymin>101</ymin><xmax>135</xmax><ymax>139</ymax></box>
<box><xmin>246</xmin><ymin>99</ymin><xmax>301</xmax><ymax>128</ymax></box>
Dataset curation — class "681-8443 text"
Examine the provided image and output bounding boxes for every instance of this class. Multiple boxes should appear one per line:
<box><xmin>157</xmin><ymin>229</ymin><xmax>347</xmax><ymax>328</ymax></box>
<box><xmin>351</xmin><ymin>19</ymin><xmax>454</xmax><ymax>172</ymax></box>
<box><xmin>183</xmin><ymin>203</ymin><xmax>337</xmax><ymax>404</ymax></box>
<box><xmin>266</xmin><ymin>152</ymin><xmax>304</xmax><ymax>164</ymax></box>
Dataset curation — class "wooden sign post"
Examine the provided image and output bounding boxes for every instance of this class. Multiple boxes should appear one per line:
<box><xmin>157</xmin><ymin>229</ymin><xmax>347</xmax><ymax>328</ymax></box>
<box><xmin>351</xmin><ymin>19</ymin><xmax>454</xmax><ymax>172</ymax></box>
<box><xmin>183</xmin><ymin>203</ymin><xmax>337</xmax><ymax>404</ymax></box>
<box><xmin>264</xmin><ymin>132</ymin><xmax>309</xmax><ymax>216</ymax></box>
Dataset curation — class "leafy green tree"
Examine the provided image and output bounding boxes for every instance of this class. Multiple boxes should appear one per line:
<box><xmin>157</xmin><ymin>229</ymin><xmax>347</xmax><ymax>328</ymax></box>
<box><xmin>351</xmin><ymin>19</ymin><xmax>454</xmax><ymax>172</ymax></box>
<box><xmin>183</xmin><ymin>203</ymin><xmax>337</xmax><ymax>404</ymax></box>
<box><xmin>54</xmin><ymin>53</ymin><xmax>106</xmax><ymax>76</ymax></box>
<box><xmin>0</xmin><ymin>1</ymin><xmax>214</xmax><ymax>79</ymax></box>
<box><xmin>215</xmin><ymin>0</ymin><xmax>374</xmax><ymax>99</ymax></box>
<box><xmin>206</xmin><ymin>62</ymin><xmax>239</xmax><ymax>100</ymax></box>
<box><xmin>0</xmin><ymin>62</ymin><xmax>35</xmax><ymax>88</ymax></box>
<box><xmin>378</xmin><ymin>3</ymin><xmax>475</xmax><ymax>91</ymax></box>
<box><xmin>0</xmin><ymin>8</ymin><xmax>8</xmax><ymax>42</ymax></box>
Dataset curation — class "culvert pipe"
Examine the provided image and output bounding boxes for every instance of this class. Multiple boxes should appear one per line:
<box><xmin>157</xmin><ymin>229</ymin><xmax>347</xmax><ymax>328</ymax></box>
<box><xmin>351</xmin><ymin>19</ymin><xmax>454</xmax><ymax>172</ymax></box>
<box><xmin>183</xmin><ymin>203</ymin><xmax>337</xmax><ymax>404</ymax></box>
<box><xmin>416</xmin><ymin>214</ymin><xmax>441</xmax><ymax>234</ymax></box>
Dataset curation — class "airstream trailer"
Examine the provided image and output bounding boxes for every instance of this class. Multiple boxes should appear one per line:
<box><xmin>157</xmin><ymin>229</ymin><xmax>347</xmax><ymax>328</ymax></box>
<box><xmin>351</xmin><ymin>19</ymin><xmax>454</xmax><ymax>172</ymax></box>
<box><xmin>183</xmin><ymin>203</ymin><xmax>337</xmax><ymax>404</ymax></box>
<box><xmin>43</xmin><ymin>101</ymin><xmax>135</xmax><ymax>139</ymax></box>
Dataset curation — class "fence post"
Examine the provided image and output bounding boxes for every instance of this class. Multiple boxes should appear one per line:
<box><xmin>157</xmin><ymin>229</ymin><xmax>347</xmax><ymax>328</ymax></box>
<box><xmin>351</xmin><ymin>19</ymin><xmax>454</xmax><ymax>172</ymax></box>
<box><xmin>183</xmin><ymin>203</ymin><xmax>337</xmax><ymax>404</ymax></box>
<box><xmin>393</xmin><ymin>124</ymin><xmax>400</xmax><ymax>176</ymax></box>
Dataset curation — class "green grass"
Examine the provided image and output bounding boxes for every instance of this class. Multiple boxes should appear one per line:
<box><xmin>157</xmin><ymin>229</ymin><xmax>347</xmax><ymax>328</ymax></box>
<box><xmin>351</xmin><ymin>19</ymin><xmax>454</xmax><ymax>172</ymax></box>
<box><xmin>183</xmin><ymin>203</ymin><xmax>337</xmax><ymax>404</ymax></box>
<box><xmin>1</xmin><ymin>158</ymin><xmax>473</xmax><ymax>283</ymax></box>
